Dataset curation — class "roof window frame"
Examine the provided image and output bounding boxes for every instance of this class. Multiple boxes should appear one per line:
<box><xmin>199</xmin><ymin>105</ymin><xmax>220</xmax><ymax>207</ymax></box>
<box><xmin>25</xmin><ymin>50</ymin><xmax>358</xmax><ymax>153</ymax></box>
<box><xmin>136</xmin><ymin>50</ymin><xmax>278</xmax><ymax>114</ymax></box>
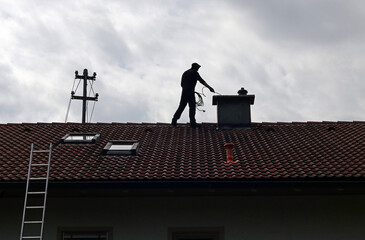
<box><xmin>61</xmin><ymin>133</ymin><xmax>101</xmax><ymax>144</ymax></box>
<box><xmin>103</xmin><ymin>140</ymin><xmax>140</xmax><ymax>155</ymax></box>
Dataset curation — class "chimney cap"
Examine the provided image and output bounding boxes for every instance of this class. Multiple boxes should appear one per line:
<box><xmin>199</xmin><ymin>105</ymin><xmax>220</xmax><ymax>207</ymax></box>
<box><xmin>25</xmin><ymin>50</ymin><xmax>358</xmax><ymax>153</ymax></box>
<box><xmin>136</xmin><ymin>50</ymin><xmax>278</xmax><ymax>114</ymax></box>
<box><xmin>238</xmin><ymin>87</ymin><xmax>248</xmax><ymax>95</ymax></box>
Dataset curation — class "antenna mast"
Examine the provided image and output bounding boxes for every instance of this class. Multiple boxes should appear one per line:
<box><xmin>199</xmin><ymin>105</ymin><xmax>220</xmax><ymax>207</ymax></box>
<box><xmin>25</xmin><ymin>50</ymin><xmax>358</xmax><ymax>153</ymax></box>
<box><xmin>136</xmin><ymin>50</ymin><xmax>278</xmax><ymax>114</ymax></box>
<box><xmin>70</xmin><ymin>69</ymin><xmax>99</xmax><ymax>123</ymax></box>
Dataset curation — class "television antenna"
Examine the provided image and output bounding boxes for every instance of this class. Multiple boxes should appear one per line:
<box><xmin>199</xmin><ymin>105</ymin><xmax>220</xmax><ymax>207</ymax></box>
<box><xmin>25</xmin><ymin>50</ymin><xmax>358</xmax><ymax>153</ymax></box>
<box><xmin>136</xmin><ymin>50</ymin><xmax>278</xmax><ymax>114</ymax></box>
<box><xmin>65</xmin><ymin>69</ymin><xmax>99</xmax><ymax>123</ymax></box>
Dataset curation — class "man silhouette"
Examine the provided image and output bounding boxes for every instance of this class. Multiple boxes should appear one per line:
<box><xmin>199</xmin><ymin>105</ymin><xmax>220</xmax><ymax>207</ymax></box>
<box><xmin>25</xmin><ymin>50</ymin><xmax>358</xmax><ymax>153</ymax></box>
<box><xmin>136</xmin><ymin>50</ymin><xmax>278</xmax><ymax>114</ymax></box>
<box><xmin>172</xmin><ymin>63</ymin><xmax>215</xmax><ymax>128</ymax></box>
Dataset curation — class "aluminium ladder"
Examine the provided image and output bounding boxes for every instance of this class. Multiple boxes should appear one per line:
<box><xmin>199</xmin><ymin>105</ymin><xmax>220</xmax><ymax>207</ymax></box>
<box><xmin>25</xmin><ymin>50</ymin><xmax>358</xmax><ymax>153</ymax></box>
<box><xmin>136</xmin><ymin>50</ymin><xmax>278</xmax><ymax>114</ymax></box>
<box><xmin>20</xmin><ymin>143</ymin><xmax>52</xmax><ymax>240</ymax></box>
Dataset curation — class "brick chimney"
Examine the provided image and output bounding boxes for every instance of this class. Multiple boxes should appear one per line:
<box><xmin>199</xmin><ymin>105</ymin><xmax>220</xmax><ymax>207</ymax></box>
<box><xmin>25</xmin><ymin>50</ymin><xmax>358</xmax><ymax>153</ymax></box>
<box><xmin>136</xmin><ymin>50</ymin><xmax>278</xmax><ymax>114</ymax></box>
<box><xmin>212</xmin><ymin>88</ymin><xmax>255</xmax><ymax>129</ymax></box>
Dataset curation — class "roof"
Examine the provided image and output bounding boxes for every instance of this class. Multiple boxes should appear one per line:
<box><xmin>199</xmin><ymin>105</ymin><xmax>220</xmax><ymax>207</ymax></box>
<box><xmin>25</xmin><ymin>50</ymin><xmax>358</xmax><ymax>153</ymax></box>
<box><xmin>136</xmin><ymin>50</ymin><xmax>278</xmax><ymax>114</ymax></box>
<box><xmin>0</xmin><ymin>121</ymin><xmax>364</xmax><ymax>182</ymax></box>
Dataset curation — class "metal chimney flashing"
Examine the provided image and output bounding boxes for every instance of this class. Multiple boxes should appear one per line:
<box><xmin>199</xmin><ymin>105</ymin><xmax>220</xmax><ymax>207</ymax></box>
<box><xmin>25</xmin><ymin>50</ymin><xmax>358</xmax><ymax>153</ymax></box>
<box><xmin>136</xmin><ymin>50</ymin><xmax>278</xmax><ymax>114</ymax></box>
<box><xmin>213</xmin><ymin>92</ymin><xmax>255</xmax><ymax>129</ymax></box>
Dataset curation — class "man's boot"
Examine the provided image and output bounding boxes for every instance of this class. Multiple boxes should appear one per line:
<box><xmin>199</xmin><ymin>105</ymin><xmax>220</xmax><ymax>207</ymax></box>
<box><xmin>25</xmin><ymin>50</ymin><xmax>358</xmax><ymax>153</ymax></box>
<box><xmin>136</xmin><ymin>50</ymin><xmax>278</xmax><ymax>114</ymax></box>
<box><xmin>190</xmin><ymin>122</ymin><xmax>201</xmax><ymax>128</ymax></box>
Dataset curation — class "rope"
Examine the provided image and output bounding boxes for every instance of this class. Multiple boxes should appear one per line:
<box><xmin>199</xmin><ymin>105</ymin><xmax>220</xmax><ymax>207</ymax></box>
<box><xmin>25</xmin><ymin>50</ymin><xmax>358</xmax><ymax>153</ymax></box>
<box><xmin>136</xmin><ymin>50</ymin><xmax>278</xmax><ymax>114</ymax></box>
<box><xmin>65</xmin><ymin>77</ymin><xmax>79</xmax><ymax>123</ymax></box>
<box><xmin>86</xmin><ymin>79</ymin><xmax>97</xmax><ymax>123</ymax></box>
<box><xmin>88</xmin><ymin>79</ymin><xmax>95</xmax><ymax>95</ymax></box>
<box><xmin>195</xmin><ymin>92</ymin><xmax>204</xmax><ymax>107</ymax></box>
<box><xmin>86</xmin><ymin>101</ymin><xmax>89</xmax><ymax>123</ymax></box>
<box><xmin>89</xmin><ymin>101</ymin><xmax>97</xmax><ymax>122</ymax></box>
<box><xmin>195</xmin><ymin>87</ymin><xmax>222</xmax><ymax>112</ymax></box>
<box><xmin>74</xmin><ymin>79</ymin><xmax>81</xmax><ymax>93</ymax></box>
<box><xmin>201</xmin><ymin>87</ymin><xmax>207</xmax><ymax>97</ymax></box>
<box><xmin>71</xmin><ymin>77</ymin><xmax>76</xmax><ymax>92</ymax></box>
<box><xmin>64</xmin><ymin>97</ymin><xmax>72</xmax><ymax>123</ymax></box>
<box><xmin>195</xmin><ymin>87</ymin><xmax>207</xmax><ymax>112</ymax></box>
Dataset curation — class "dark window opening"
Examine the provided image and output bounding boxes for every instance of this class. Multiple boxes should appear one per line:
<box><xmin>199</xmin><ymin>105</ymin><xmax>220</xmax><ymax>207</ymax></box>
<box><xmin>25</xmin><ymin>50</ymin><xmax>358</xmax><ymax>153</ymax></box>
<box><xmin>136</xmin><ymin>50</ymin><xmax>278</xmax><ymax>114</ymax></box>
<box><xmin>168</xmin><ymin>228</ymin><xmax>223</xmax><ymax>240</ymax></box>
<box><xmin>63</xmin><ymin>232</ymin><xmax>107</xmax><ymax>240</ymax></box>
<box><xmin>59</xmin><ymin>227</ymin><xmax>112</xmax><ymax>240</ymax></box>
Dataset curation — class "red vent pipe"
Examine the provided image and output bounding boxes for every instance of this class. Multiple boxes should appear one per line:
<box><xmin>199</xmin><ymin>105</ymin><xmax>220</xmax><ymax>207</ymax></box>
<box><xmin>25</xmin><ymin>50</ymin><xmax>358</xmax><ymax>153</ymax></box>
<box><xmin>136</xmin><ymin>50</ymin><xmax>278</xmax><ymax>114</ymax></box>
<box><xmin>224</xmin><ymin>143</ymin><xmax>235</xmax><ymax>163</ymax></box>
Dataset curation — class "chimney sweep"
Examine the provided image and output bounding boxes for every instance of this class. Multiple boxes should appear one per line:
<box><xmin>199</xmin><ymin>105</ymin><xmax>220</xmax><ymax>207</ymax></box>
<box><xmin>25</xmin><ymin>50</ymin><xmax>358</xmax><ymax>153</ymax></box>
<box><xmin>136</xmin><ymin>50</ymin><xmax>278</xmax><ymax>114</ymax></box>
<box><xmin>172</xmin><ymin>63</ymin><xmax>215</xmax><ymax>128</ymax></box>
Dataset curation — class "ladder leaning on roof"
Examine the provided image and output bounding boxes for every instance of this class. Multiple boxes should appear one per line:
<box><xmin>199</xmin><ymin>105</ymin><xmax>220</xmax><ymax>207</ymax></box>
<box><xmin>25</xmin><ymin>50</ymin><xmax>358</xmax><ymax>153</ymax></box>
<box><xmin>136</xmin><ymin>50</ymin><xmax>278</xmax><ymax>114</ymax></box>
<box><xmin>20</xmin><ymin>143</ymin><xmax>52</xmax><ymax>240</ymax></box>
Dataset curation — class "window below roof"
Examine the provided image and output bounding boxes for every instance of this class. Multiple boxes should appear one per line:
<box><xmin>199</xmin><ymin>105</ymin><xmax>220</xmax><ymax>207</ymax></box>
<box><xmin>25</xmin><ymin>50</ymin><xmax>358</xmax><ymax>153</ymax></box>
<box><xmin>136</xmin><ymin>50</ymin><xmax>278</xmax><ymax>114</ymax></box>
<box><xmin>103</xmin><ymin>140</ymin><xmax>140</xmax><ymax>155</ymax></box>
<box><xmin>168</xmin><ymin>227</ymin><xmax>223</xmax><ymax>240</ymax></box>
<box><xmin>61</xmin><ymin>133</ymin><xmax>100</xmax><ymax>144</ymax></box>
<box><xmin>63</xmin><ymin>232</ymin><xmax>108</xmax><ymax>240</ymax></box>
<box><xmin>59</xmin><ymin>227</ymin><xmax>112</xmax><ymax>240</ymax></box>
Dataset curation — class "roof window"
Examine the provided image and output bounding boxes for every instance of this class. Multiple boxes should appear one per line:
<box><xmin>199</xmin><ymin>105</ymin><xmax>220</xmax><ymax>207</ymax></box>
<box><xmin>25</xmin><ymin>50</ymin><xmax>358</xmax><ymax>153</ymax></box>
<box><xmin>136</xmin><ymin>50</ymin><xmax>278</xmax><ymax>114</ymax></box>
<box><xmin>103</xmin><ymin>140</ymin><xmax>140</xmax><ymax>155</ymax></box>
<box><xmin>61</xmin><ymin>133</ymin><xmax>100</xmax><ymax>144</ymax></box>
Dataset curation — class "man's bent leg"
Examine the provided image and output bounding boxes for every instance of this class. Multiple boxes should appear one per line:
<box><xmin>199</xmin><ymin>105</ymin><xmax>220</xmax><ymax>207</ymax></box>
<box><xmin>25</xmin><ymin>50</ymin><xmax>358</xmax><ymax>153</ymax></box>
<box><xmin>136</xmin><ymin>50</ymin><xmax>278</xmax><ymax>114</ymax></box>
<box><xmin>172</xmin><ymin>93</ymin><xmax>188</xmax><ymax>125</ymax></box>
<box><xmin>188</xmin><ymin>93</ymin><xmax>196</xmax><ymax>125</ymax></box>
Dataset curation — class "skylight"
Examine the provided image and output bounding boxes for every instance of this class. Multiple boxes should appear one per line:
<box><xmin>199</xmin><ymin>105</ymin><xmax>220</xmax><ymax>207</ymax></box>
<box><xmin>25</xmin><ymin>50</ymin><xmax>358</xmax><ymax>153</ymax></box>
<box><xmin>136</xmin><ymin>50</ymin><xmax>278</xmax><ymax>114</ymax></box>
<box><xmin>61</xmin><ymin>133</ymin><xmax>100</xmax><ymax>144</ymax></box>
<box><xmin>109</xmin><ymin>144</ymin><xmax>134</xmax><ymax>151</ymax></box>
<box><xmin>103</xmin><ymin>140</ymin><xmax>140</xmax><ymax>155</ymax></box>
<box><xmin>66</xmin><ymin>135</ymin><xmax>94</xmax><ymax>141</ymax></box>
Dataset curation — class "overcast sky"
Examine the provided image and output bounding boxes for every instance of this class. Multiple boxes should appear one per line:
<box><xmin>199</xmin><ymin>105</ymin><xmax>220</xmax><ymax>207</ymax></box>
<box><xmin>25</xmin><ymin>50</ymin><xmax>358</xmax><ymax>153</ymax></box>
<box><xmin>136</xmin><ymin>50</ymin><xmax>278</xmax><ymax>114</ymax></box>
<box><xmin>1</xmin><ymin>0</ymin><xmax>364</xmax><ymax>124</ymax></box>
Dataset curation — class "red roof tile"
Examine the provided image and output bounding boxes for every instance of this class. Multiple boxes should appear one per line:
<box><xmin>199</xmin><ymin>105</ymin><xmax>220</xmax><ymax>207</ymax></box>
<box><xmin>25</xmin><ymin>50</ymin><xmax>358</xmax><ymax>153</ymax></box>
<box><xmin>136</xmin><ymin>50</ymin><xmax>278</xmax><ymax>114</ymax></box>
<box><xmin>0</xmin><ymin>122</ymin><xmax>364</xmax><ymax>182</ymax></box>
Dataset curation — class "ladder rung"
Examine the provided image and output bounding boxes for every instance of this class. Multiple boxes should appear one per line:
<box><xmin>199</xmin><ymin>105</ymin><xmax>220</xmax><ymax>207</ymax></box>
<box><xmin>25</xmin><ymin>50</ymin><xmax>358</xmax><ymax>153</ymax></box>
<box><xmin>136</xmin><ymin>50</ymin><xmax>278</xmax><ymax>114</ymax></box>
<box><xmin>22</xmin><ymin>236</ymin><xmax>41</xmax><ymax>239</ymax></box>
<box><xmin>28</xmin><ymin>192</ymin><xmax>46</xmax><ymax>195</ymax></box>
<box><xmin>26</xmin><ymin>206</ymin><xmax>44</xmax><ymax>209</ymax></box>
<box><xmin>29</xmin><ymin>177</ymin><xmax>47</xmax><ymax>180</ymax></box>
<box><xmin>33</xmin><ymin>150</ymin><xmax>50</xmax><ymax>153</ymax></box>
<box><xmin>31</xmin><ymin>163</ymin><xmax>49</xmax><ymax>166</ymax></box>
<box><xmin>24</xmin><ymin>221</ymin><xmax>42</xmax><ymax>224</ymax></box>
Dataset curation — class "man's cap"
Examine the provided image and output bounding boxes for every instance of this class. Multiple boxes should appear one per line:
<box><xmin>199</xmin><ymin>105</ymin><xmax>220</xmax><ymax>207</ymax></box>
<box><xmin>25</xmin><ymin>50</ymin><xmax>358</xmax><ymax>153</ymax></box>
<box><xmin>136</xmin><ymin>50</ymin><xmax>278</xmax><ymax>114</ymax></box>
<box><xmin>192</xmin><ymin>63</ymin><xmax>201</xmax><ymax>69</ymax></box>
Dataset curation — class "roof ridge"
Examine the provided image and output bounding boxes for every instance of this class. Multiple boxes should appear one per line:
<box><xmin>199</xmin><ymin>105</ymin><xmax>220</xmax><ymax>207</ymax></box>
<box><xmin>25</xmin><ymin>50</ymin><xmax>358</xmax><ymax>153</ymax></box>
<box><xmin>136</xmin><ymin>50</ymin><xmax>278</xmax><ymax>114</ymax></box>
<box><xmin>1</xmin><ymin>121</ymin><xmax>364</xmax><ymax>126</ymax></box>
<box><xmin>256</xmin><ymin>121</ymin><xmax>365</xmax><ymax>125</ymax></box>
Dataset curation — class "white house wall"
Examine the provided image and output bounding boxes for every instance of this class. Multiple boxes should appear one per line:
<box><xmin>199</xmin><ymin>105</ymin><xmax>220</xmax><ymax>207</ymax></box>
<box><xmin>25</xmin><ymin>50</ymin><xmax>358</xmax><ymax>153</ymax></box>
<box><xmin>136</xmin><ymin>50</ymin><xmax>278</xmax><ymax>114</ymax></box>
<box><xmin>1</xmin><ymin>194</ymin><xmax>365</xmax><ymax>240</ymax></box>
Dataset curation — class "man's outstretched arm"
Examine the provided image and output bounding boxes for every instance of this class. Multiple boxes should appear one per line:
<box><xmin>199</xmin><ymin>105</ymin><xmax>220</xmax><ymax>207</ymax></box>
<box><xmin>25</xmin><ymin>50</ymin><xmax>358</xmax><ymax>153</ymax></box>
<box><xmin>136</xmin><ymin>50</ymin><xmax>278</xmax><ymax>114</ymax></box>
<box><xmin>196</xmin><ymin>72</ymin><xmax>215</xmax><ymax>93</ymax></box>
<box><xmin>202</xmin><ymin>81</ymin><xmax>215</xmax><ymax>93</ymax></box>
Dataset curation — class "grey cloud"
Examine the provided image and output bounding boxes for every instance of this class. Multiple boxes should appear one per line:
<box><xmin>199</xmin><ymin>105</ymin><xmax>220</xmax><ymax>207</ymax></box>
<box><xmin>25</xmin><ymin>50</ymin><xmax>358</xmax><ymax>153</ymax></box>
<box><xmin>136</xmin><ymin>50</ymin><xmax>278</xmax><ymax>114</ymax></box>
<box><xmin>0</xmin><ymin>0</ymin><xmax>364</xmax><ymax>124</ymax></box>
<box><xmin>234</xmin><ymin>0</ymin><xmax>365</xmax><ymax>45</ymax></box>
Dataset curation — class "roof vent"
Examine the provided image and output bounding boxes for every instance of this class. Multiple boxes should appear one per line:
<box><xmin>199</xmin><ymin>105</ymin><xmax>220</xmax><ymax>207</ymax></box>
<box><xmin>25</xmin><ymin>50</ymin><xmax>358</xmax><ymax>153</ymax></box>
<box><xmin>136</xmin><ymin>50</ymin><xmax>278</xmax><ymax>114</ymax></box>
<box><xmin>266</xmin><ymin>127</ymin><xmax>275</xmax><ymax>132</ymax></box>
<box><xmin>23</xmin><ymin>127</ymin><xmax>32</xmax><ymax>132</ymax></box>
<box><xmin>224</xmin><ymin>143</ymin><xmax>238</xmax><ymax>164</ymax></box>
<box><xmin>213</xmin><ymin>88</ymin><xmax>255</xmax><ymax>129</ymax></box>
